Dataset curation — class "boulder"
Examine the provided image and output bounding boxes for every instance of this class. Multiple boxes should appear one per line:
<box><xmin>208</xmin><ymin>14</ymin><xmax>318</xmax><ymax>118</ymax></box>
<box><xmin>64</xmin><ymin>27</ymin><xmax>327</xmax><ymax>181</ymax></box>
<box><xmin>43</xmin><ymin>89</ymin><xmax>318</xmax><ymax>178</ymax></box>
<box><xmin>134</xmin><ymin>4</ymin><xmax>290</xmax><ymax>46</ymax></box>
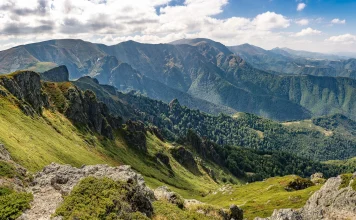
<box><xmin>154</xmin><ymin>186</ymin><xmax>184</xmax><ymax>208</ymax></box>
<box><xmin>229</xmin><ymin>204</ymin><xmax>244</xmax><ymax>220</ymax></box>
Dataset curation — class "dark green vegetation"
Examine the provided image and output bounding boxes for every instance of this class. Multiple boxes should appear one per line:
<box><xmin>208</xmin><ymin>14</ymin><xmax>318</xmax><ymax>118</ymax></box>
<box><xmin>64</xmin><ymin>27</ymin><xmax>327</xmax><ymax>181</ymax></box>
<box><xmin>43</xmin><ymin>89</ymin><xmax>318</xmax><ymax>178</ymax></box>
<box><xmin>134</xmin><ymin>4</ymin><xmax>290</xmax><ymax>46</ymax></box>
<box><xmin>0</xmin><ymin>187</ymin><xmax>33</xmax><ymax>220</ymax></box>
<box><xmin>74</xmin><ymin>77</ymin><xmax>356</xmax><ymax>162</ymax></box>
<box><xmin>3</xmin><ymin>38</ymin><xmax>356</xmax><ymax>121</ymax></box>
<box><xmin>55</xmin><ymin>177</ymin><xmax>150</xmax><ymax>220</ymax></box>
<box><xmin>0</xmin><ymin>161</ymin><xmax>17</xmax><ymax>178</ymax></box>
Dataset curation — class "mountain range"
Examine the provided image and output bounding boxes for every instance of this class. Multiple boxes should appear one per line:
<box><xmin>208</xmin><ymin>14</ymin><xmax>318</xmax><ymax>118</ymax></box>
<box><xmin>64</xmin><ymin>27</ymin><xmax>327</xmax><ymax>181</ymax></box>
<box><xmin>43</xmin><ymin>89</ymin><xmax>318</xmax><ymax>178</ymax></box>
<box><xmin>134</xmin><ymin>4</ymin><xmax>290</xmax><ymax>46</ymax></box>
<box><xmin>2</xmin><ymin>38</ymin><xmax>356</xmax><ymax>122</ymax></box>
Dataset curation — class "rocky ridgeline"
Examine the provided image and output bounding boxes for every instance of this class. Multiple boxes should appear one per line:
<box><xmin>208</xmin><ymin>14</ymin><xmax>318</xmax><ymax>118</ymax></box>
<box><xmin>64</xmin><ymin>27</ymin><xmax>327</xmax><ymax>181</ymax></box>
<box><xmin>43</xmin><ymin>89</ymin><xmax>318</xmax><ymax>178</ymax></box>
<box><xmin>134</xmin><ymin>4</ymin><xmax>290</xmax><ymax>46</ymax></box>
<box><xmin>255</xmin><ymin>173</ymin><xmax>356</xmax><ymax>220</ymax></box>
<box><xmin>19</xmin><ymin>163</ymin><xmax>155</xmax><ymax>220</ymax></box>
<box><xmin>0</xmin><ymin>70</ymin><xmax>122</xmax><ymax>139</ymax></box>
<box><xmin>0</xmin><ymin>71</ymin><xmax>49</xmax><ymax>115</ymax></box>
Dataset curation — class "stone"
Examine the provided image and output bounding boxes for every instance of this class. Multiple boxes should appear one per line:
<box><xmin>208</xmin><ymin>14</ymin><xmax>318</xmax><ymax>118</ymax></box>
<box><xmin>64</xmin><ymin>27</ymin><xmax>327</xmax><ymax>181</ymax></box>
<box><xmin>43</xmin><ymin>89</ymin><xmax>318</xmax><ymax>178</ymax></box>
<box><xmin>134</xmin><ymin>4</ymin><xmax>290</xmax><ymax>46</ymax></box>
<box><xmin>229</xmin><ymin>204</ymin><xmax>243</xmax><ymax>220</ymax></box>
<box><xmin>154</xmin><ymin>186</ymin><xmax>184</xmax><ymax>208</ymax></box>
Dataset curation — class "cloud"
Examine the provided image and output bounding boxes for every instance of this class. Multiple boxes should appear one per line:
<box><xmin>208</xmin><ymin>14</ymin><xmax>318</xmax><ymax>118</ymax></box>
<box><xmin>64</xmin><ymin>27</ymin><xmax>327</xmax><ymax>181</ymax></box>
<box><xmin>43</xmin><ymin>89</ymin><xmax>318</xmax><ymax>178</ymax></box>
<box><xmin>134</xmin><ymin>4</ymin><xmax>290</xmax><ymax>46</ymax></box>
<box><xmin>327</xmin><ymin>34</ymin><xmax>356</xmax><ymax>44</ymax></box>
<box><xmin>297</xmin><ymin>3</ymin><xmax>306</xmax><ymax>11</ymax></box>
<box><xmin>331</xmin><ymin>18</ymin><xmax>346</xmax><ymax>24</ymax></box>
<box><xmin>0</xmin><ymin>0</ymin><xmax>353</xmax><ymax>53</ymax></box>
<box><xmin>295</xmin><ymin>19</ymin><xmax>309</xmax><ymax>26</ymax></box>
<box><xmin>295</xmin><ymin>27</ymin><xmax>321</xmax><ymax>37</ymax></box>
<box><xmin>252</xmin><ymin>11</ymin><xmax>290</xmax><ymax>30</ymax></box>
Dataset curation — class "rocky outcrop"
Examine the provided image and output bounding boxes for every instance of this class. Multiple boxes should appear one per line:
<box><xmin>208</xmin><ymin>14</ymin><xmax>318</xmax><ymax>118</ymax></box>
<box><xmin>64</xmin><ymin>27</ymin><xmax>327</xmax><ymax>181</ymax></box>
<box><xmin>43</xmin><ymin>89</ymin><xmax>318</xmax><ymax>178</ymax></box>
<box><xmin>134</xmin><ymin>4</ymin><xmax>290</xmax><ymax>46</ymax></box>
<box><xmin>41</xmin><ymin>65</ymin><xmax>69</xmax><ymax>82</ymax></box>
<box><xmin>20</xmin><ymin>163</ymin><xmax>154</xmax><ymax>220</ymax></box>
<box><xmin>154</xmin><ymin>186</ymin><xmax>184</xmax><ymax>208</ymax></box>
<box><xmin>63</xmin><ymin>87</ymin><xmax>122</xmax><ymax>139</ymax></box>
<box><xmin>256</xmin><ymin>173</ymin><xmax>356</xmax><ymax>220</ymax></box>
<box><xmin>123</xmin><ymin>120</ymin><xmax>147</xmax><ymax>151</ymax></box>
<box><xmin>171</xmin><ymin>146</ymin><xmax>201</xmax><ymax>175</ymax></box>
<box><xmin>0</xmin><ymin>71</ymin><xmax>49</xmax><ymax>115</ymax></box>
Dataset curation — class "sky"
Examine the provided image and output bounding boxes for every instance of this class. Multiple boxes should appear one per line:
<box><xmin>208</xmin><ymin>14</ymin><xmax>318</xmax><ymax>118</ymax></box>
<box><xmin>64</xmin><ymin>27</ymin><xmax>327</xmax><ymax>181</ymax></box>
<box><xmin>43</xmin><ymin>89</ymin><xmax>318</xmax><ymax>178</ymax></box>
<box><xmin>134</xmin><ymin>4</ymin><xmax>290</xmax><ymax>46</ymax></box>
<box><xmin>0</xmin><ymin>0</ymin><xmax>356</xmax><ymax>53</ymax></box>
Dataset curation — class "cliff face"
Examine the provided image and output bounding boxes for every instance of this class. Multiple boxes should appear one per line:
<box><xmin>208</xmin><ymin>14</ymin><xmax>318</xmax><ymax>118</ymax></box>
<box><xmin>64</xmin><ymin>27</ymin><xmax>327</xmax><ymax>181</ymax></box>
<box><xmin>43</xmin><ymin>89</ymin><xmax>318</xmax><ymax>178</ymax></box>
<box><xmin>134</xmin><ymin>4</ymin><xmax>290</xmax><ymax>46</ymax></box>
<box><xmin>0</xmin><ymin>70</ymin><xmax>121</xmax><ymax>139</ymax></box>
<box><xmin>256</xmin><ymin>173</ymin><xmax>356</xmax><ymax>220</ymax></box>
<box><xmin>0</xmin><ymin>71</ymin><xmax>49</xmax><ymax>115</ymax></box>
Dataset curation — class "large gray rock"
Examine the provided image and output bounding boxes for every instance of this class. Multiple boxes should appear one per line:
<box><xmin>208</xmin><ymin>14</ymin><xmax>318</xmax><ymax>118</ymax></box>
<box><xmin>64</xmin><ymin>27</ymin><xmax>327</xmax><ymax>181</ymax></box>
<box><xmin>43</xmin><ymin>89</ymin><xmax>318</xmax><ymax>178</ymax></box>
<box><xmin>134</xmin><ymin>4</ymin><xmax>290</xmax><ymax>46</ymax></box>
<box><xmin>19</xmin><ymin>163</ymin><xmax>154</xmax><ymax>220</ymax></box>
<box><xmin>256</xmin><ymin>174</ymin><xmax>356</xmax><ymax>220</ymax></box>
<box><xmin>154</xmin><ymin>186</ymin><xmax>184</xmax><ymax>208</ymax></box>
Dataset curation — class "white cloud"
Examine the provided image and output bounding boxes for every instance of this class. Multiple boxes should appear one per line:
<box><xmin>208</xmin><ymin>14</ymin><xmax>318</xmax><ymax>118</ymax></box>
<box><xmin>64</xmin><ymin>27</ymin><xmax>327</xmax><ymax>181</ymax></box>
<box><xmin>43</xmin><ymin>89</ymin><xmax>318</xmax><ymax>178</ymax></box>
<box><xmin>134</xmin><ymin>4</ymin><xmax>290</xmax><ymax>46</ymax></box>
<box><xmin>252</xmin><ymin>11</ymin><xmax>290</xmax><ymax>30</ymax></box>
<box><xmin>331</xmin><ymin>18</ymin><xmax>346</xmax><ymax>24</ymax></box>
<box><xmin>295</xmin><ymin>19</ymin><xmax>309</xmax><ymax>26</ymax></box>
<box><xmin>297</xmin><ymin>3</ymin><xmax>306</xmax><ymax>11</ymax></box>
<box><xmin>295</xmin><ymin>27</ymin><xmax>321</xmax><ymax>37</ymax></box>
<box><xmin>327</xmin><ymin>34</ymin><xmax>356</xmax><ymax>44</ymax></box>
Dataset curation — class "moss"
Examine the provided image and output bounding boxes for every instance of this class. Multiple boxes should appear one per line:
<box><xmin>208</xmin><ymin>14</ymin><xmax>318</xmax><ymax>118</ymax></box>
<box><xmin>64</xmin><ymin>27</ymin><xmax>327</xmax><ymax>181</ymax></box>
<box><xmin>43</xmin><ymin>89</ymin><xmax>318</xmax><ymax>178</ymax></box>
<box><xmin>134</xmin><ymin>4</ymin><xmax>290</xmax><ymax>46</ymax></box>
<box><xmin>54</xmin><ymin>177</ymin><xmax>150</xmax><ymax>220</ymax></box>
<box><xmin>339</xmin><ymin>174</ymin><xmax>353</xmax><ymax>189</ymax></box>
<box><xmin>0</xmin><ymin>190</ymin><xmax>33</xmax><ymax>220</ymax></box>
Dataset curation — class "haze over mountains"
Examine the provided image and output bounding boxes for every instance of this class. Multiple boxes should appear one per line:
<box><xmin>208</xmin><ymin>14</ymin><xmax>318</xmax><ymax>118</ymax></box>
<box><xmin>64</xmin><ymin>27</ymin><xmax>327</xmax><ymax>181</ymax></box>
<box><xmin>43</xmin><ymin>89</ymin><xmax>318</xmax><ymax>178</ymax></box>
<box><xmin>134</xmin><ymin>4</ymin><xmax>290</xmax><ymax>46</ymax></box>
<box><xmin>2</xmin><ymin>38</ymin><xmax>356</xmax><ymax>122</ymax></box>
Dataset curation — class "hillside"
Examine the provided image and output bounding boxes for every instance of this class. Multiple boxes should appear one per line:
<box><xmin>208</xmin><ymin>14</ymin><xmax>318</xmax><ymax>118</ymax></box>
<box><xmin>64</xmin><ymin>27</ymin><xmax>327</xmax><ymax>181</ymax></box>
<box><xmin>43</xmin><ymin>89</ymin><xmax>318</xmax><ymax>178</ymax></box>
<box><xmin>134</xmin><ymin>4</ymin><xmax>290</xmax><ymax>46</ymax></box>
<box><xmin>71</xmin><ymin>75</ymin><xmax>356</xmax><ymax>162</ymax></box>
<box><xmin>1</xmin><ymin>69</ymin><xmax>356</xmax><ymax>219</ymax></box>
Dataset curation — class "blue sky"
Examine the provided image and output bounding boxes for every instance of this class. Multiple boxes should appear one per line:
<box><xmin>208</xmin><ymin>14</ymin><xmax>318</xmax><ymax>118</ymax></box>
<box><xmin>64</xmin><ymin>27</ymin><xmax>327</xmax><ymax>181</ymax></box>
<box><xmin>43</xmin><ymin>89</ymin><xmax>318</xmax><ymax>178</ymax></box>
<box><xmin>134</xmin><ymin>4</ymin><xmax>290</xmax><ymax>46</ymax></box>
<box><xmin>0</xmin><ymin>0</ymin><xmax>355</xmax><ymax>53</ymax></box>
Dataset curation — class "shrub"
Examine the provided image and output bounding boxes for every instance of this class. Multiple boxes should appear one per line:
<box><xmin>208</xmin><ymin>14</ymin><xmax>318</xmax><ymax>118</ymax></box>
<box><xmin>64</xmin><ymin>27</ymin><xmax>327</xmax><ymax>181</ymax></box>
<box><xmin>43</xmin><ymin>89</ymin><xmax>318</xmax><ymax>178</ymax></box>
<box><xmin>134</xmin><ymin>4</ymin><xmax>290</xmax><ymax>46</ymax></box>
<box><xmin>54</xmin><ymin>177</ymin><xmax>150</xmax><ymax>220</ymax></box>
<box><xmin>0</xmin><ymin>161</ymin><xmax>17</xmax><ymax>178</ymax></box>
<box><xmin>339</xmin><ymin>174</ymin><xmax>353</xmax><ymax>189</ymax></box>
<box><xmin>286</xmin><ymin>177</ymin><xmax>314</xmax><ymax>191</ymax></box>
<box><xmin>0</xmin><ymin>189</ymin><xmax>33</xmax><ymax>220</ymax></box>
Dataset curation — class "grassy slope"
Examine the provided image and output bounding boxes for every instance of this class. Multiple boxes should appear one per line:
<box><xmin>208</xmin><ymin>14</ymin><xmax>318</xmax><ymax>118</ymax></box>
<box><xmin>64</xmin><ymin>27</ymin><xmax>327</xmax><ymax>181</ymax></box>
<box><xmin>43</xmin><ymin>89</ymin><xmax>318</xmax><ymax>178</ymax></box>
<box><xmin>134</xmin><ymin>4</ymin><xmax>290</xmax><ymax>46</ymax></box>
<box><xmin>0</xmin><ymin>88</ymin><xmax>223</xmax><ymax>198</ymax></box>
<box><xmin>202</xmin><ymin>175</ymin><xmax>321</xmax><ymax>220</ymax></box>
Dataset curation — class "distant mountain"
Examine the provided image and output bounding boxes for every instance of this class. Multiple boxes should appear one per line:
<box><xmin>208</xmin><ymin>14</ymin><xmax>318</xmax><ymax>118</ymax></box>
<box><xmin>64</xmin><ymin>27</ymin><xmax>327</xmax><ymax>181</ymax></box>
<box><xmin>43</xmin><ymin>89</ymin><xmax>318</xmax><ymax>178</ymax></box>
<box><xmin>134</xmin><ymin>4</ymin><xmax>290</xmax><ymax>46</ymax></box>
<box><xmin>272</xmin><ymin>47</ymin><xmax>349</xmax><ymax>60</ymax></box>
<box><xmin>229</xmin><ymin>44</ymin><xmax>356</xmax><ymax>78</ymax></box>
<box><xmin>3</xmin><ymin>38</ymin><xmax>356</xmax><ymax>121</ymax></box>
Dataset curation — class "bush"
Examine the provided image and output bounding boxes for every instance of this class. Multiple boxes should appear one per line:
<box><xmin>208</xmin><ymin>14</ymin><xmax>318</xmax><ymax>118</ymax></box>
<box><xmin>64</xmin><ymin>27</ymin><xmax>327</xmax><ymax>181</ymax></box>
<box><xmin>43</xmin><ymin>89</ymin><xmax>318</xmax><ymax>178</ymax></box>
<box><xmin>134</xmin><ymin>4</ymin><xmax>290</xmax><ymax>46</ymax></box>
<box><xmin>0</xmin><ymin>161</ymin><xmax>17</xmax><ymax>178</ymax></box>
<box><xmin>339</xmin><ymin>174</ymin><xmax>353</xmax><ymax>190</ymax></box>
<box><xmin>0</xmin><ymin>189</ymin><xmax>33</xmax><ymax>220</ymax></box>
<box><xmin>285</xmin><ymin>177</ymin><xmax>314</xmax><ymax>191</ymax></box>
<box><xmin>54</xmin><ymin>177</ymin><xmax>150</xmax><ymax>220</ymax></box>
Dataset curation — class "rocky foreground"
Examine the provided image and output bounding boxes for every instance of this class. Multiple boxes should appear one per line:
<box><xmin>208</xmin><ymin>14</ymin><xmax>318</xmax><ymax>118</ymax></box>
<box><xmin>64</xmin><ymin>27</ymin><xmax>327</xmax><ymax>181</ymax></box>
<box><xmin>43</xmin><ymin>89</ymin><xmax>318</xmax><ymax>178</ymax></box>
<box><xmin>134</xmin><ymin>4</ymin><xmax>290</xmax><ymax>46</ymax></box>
<box><xmin>255</xmin><ymin>173</ymin><xmax>356</xmax><ymax>220</ymax></box>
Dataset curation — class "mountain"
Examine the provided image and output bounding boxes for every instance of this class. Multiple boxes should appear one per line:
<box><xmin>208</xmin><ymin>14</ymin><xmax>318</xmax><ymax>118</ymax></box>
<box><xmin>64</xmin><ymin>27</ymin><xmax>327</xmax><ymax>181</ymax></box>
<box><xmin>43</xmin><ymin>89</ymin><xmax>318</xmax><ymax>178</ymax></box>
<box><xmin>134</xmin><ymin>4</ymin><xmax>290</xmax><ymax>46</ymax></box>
<box><xmin>229</xmin><ymin>44</ymin><xmax>356</xmax><ymax>78</ymax></box>
<box><xmin>3</xmin><ymin>38</ymin><xmax>356</xmax><ymax>122</ymax></box>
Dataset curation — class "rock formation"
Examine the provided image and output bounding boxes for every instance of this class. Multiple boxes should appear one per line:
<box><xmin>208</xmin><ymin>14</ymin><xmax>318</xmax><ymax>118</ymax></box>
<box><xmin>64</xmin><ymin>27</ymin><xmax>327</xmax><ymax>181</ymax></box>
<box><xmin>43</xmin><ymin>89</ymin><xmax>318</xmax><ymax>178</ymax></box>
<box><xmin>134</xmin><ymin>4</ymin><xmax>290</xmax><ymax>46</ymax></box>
<box><xmin>19</xmin><ymin>163</ymin><xmax>155</xmax><ymax>220</ymax></box>
<box><xmin>0</xmin><ymin>71</ymin><xmax>49</xmax><ymax>115</ymax></box>
<box><xmin>255</xmin><ymin>173</ymin><xmax>356</xmax><ymax>220</ymax></box>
